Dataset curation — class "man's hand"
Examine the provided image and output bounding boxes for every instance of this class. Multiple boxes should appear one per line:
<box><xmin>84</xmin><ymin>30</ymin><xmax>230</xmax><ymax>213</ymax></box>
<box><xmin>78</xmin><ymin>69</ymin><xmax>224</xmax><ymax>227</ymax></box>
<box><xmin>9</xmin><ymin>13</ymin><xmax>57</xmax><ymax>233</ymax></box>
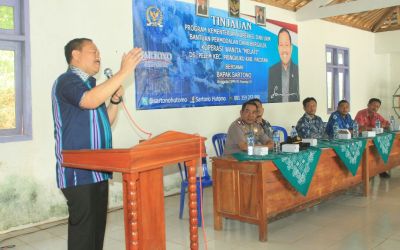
<box><xmin>80</xmin><ymin>48</ymin><xmax>142</xmax><ymax>109</ymax></box>
<box><xmin>120</xmin><ymin>48</ymin><xmax>143</xmax><ymax>75</ymax></box>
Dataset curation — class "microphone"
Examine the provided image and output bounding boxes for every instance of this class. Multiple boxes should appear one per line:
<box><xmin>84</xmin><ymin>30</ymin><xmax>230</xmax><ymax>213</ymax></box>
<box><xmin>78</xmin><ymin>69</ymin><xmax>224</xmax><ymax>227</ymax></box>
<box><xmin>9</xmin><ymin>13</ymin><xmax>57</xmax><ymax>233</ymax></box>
<box><xmin>104</xmin><ymin>68</ymin><xmax>113</xmax><ymax>79</ymax></box>
<box><xmin>104</xmin><ymin>68</ymin><xmax>123</xmax><ymax>103</ymax></box>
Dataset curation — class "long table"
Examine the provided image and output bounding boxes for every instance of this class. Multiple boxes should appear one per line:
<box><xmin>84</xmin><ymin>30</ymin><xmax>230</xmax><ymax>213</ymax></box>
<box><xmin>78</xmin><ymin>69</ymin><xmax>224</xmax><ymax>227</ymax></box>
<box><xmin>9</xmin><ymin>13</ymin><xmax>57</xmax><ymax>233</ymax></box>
<box><xmin>212</xmin><ymin>133</ymin><xmax>400</xmax><ymax>242</ymax></box>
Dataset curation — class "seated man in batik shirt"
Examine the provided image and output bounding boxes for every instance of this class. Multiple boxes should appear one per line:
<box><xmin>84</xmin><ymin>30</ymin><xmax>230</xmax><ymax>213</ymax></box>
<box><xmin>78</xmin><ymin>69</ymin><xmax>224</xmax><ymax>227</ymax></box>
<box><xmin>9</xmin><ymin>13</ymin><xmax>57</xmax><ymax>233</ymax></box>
<box><xmin>296</xmin><ymin>97</ymin><xmax>326</xmax><ymax>139</ymax></box>
<box><xmin>325</xmin><ymin>99</ymin><xmax>354</xmax><ymax>138</ymax></box>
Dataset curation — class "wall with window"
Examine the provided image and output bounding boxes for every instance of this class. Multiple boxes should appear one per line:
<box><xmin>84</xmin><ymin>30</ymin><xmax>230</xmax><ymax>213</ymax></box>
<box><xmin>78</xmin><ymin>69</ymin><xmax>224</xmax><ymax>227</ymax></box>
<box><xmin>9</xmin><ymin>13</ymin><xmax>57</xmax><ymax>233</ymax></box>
<box><xmin>299</xmin><ymin>19</ymin><xmax>392</xmax><ymax>121</ymax></box>
<box><xmin>0</xmin><ymin>0</ymin><xmax>396</xmax><ymax>232</ymax></box>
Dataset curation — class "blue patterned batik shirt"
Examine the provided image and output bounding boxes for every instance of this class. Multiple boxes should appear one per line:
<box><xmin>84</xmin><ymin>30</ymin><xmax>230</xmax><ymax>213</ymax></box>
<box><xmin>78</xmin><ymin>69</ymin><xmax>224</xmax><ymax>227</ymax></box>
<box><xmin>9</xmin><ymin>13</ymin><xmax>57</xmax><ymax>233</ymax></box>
<box><xmin>325</xmin><ymin>111</ymin><xmax>354</xmax><ymax>138</ymax></box>
<box><xmin>296</xmin><ymin>113</ymin><xmax>325</xmax><ymax>139</ymax></box>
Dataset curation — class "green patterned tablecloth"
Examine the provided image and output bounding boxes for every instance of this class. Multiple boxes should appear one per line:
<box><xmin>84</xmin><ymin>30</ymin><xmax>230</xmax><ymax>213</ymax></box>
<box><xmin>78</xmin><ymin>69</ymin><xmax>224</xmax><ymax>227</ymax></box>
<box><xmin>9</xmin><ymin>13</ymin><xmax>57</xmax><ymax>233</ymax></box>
<box><xmin>232</xmin><ymin>147</ymin><xmax>322</xmax><ymax>196</ymax></box>
<box><xmin>372</xmin><ymin>132</ymin><xmax>395</xmax><ymax>164</ymax></box>
<box><xmin>317</xmin><ymin>138</ymin><xmax>367</xmax><ymax>176</ymax></box>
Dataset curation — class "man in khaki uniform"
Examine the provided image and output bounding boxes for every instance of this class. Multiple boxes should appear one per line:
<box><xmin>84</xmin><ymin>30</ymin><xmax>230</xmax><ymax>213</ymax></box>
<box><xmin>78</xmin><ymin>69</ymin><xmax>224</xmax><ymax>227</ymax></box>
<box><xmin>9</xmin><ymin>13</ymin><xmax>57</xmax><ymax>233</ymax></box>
<box><xmin>224</xmin><ymin>100</ymin><xmax>272</xmax><ymax>155</ymax></box>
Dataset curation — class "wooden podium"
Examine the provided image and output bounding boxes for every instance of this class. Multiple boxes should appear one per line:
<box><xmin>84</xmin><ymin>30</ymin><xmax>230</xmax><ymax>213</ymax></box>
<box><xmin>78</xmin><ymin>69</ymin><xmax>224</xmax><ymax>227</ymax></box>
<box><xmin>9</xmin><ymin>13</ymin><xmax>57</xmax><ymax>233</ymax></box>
<box><xmin>62</xmin><ymin>131</ymin><xmax>205</xmax><ymax>250</ymax></box>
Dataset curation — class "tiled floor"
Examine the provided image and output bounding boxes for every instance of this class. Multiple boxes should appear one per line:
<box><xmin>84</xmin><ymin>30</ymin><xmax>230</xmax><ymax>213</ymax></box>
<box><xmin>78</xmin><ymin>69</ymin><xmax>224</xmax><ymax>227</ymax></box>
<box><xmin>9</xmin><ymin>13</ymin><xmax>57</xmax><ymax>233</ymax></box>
<box><xmin>2</xmin><ymin>168</ymin><xmax>400</xmax><ymax>250</ymax></box>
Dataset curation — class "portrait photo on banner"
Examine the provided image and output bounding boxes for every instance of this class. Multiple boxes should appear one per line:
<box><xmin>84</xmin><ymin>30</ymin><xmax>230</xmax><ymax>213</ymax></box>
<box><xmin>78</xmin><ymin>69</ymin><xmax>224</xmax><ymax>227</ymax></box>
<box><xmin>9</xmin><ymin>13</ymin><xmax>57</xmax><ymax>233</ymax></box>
<box><xmin>228</xmin><ymin>0</ymin><xmax>240</xmax><ymax>18</ymax></box>
<box><xmin>267</xmin><ymin>26</ymin><xmax>299</xmax><ymax>103</ymax></box>
<box><xmin>255</xmin><ymin>6</ymin><xmax>266</xmax><ymax>26</ymax></box>
<box><xmin>196</xmin><ymin>0</ymin><xmax>209</xmax><ymax>17</ymax></box>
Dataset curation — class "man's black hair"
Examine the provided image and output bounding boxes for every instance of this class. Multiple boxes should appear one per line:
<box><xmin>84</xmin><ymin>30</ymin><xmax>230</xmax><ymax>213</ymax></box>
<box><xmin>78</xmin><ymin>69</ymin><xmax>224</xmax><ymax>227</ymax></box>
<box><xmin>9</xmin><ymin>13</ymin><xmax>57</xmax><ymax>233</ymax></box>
<box><xmin>338</xmin><ymin>99</ymin><xmax>349</xmax><ymax>106</ymax></box>
<box><xmin>302</xmin><ymin>97</ymin><xmax>317</xmax><ymax>107</ymax></box>
<box><xmin>248</xmin><ymin>98</ymin><xmax>262</xmax><ymax>104</ymax></box>
<box><xmin>64</xmin><ymin>38</ymin><xmax>92</xmax><ymax>64</ymax></box>
<box><xmin>368</xmin><ymin>98</ymin><xmax>381</xmax><ymax>105</ymax></box>
<box><xmin>278</xmin><ymin>28</ymin><xmax>291</xmax><ymax>45</ymax></box>
<box><xmin>241</xmin><ymin>100</ymin><xmax>258</xmax><ymax>111</ymax></box>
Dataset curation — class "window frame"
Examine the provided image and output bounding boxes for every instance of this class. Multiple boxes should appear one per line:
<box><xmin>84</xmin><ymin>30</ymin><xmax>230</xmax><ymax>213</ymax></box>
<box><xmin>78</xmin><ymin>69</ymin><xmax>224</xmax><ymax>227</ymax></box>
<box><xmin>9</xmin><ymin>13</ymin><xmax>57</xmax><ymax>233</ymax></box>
<box><xmin>0</xmin><ymin>0</ymin><xmax>31</xmax><ymax>142</ymax></box>
<box><xmin>0</xmin><ymin>0</ymin><xmax>20</xmax><ymax>34</ymax></box>
<box><xmin>326</xmin><ymin>68</ymin><xmax>334</xmax><ymax>111</ymax></box>
<box><xmin>325</xmin><ymin>45</ymin><xmax>350</xmax><ymax>114</ymax></box>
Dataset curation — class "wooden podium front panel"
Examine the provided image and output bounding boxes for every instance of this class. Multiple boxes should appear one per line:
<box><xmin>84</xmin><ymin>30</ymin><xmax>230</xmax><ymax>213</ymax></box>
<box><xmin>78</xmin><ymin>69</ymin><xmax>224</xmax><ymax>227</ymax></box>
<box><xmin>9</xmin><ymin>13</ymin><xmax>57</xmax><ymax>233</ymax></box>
<box><xmin>138</xmin><ymin>168</ymin><xmax>165</xmax><ymax>250</ymax></box>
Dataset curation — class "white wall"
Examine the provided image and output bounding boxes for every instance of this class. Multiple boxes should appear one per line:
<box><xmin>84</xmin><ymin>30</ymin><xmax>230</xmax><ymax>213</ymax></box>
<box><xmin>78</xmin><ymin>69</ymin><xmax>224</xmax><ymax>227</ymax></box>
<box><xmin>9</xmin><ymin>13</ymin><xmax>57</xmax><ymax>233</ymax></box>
<box><xmin>375</xmin><ymin>30</ymin><xmax>400</xmax><ymax>54</ymax></box>
<box><xmin>376</xmin><ymin>30</ymin><xmax>400</xmax><ymax>119</ymax></box>
<box><xmin>390</xmin><ymin>53</ymin><xmax>400</xmax><ymax>86</ymax></box>
<box><xmin>389</xmin><ymin>53</ymin><xmax>400</xmax><ymax>119</ymax></box>
<box><xmin>0</xmin><ymin>0</ymin><xmax>395</xmax><ymax>232</ymax></box>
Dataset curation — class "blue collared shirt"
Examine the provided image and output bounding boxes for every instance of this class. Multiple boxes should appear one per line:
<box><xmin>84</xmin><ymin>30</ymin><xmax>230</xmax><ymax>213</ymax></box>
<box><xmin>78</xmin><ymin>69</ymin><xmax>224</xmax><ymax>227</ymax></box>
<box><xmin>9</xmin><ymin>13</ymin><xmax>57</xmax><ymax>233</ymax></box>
<box><xmin>52</xmin><ymin>67</ymin><xmax>112</xmax><ymax>189</ymax></box>
<box><xmin>325</xmin><ymin>111</ymin><xmax>354</xmax><ymax>138</ymax></box>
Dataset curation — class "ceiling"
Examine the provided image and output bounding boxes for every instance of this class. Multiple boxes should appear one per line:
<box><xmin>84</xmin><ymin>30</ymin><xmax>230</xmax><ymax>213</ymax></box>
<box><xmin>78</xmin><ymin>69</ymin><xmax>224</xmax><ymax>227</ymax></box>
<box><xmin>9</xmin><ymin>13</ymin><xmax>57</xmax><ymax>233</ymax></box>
<box><xmin>253</xmin><ymin>0</ymin><xmax>400</xmax><ymax>32</ymax></box>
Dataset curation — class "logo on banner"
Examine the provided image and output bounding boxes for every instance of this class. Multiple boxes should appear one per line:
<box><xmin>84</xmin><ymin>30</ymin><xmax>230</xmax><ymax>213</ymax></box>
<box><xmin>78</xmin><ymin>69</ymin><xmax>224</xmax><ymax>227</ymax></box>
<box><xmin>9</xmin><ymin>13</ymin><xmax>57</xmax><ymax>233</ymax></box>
<box><xmin>146</xmin><ymin>6</ymin><xmax>163</xmax><ymax>27</ymax></box>
<box><xmin>140</xmin><ymin>97</ymin><xmax>149</xmax><ymax>106</ymax></box>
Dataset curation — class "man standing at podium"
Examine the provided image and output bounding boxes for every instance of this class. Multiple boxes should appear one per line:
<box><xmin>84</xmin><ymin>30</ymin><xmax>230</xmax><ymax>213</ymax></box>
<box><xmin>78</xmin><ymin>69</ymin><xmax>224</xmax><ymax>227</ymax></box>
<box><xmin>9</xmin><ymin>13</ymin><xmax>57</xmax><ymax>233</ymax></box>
<box><xmin>51</xmin><ymin>38</ymin><xmax>142</xmax><ymax>250</ymax></box>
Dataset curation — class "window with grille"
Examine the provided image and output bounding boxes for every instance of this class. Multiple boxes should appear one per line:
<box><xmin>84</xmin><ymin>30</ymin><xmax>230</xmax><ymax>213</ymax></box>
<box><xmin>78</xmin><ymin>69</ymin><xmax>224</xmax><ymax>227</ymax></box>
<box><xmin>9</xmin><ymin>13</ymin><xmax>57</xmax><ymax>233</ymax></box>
<box><xmin>326</xmin><ymin>45</ymin><xmax>349</xmax><ymax>113</ymax></box>
<box><xmin>0</xmin><ymin>0</ymin><xmax>31</xmax><ymax>142</ymax></box>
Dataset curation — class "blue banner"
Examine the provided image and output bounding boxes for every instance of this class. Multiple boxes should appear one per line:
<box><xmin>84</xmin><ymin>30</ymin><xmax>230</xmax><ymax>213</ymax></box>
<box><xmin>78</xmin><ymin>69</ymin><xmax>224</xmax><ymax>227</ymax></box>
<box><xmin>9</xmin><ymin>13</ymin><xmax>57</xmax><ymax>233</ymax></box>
<box><xmin>133</xmin><ymin>0</ymin><xmax>299</xmax><ymax>109</ymax></box>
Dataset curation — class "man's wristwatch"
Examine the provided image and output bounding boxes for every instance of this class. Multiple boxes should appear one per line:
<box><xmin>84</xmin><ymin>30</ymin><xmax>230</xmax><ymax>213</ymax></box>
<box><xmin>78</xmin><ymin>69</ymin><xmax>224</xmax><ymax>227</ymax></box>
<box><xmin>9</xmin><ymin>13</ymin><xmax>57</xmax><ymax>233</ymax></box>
<box><xmin>110</xmin><ymin>96</ymin><xmax>122</xmax><ymax>105</ymax></box>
